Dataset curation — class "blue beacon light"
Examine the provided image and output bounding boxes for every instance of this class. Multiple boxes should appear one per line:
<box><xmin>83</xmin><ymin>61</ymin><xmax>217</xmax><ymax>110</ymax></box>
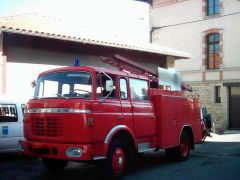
<box><xmin>74</xmin><ymin>58</ymin><xmax>80</xmax><ymax>66</ymax></box>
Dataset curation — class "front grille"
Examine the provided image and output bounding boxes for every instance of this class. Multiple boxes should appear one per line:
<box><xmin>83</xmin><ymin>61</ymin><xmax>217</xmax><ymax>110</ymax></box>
<box><xmin>32</xmin><ymin>118</ymin><xmax>63</xmax><ymax>137</ymax></box>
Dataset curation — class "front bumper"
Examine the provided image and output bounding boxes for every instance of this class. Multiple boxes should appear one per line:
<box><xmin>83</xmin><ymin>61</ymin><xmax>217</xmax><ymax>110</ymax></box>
<box><xmin>19</xmin><ymin>140</ymin><xmax>92</xmax><ymax>161</ymax></box>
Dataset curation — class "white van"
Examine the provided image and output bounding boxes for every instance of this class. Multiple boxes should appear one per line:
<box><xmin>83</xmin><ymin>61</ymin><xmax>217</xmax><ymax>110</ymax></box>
<box><xmin>0</xmin><ymin>99</ymin><xmax>25</xmax><ymax>153</ymax></box>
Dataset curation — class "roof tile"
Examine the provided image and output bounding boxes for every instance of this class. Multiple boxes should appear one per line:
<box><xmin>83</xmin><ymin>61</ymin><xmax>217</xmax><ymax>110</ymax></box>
<box><xmin>0</xmin><ymin>13</ymin><xmax>191</xmax><ymax>58</ymax></box>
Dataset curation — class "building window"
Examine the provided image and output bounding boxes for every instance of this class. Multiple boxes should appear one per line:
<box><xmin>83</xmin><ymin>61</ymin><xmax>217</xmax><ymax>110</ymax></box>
<box><xmin>215</xmin><ymin>86</ymin><xmax>221</xmax><ymax>103</ymax></box>
<box><xmin>206</xmin><ymin>33</ymin><xmax>220</xmax><ymax>69</ymax></box>
<box><xmin>206</xmin><ymin>0</ymin><xmax>220</xmax><ymax>16</ymax></box>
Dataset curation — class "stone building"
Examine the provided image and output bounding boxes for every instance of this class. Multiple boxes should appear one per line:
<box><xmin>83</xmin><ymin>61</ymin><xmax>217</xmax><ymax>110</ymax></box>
<box><xmin>151</xmin><ymin>0</ymin><xmax>240</xmax><ymax>132</ymax></box>
<box><xmin>0</xmin><ymin>13</ymin><xmax>189</xmax><ymax>101</ymax></box>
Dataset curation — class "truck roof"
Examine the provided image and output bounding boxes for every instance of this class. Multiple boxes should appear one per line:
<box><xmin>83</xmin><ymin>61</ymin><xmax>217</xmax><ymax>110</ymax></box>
<box><xmin>38</xmin><ymin>66</ymin><xmax>149</xmax><ymax>80</ymax></box>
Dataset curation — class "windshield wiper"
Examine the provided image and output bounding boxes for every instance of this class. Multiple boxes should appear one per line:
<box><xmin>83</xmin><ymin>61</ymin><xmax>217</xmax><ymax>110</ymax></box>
<box><xmin>51</xmin><ymin>94</ymin><xmax>69</xmax><ymax>99</ymax></box>
<box><xmin>31</xmin><ymin>96</ymin><xmax>38</xmax><ymax>99</ymax></box>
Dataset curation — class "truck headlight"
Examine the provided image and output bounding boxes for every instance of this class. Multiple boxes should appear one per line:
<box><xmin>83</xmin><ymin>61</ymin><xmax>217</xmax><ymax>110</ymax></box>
<box><xmin>66</xmin><ymin>147</ymin><xmax>82</xmax><ymax>158</ymax></box>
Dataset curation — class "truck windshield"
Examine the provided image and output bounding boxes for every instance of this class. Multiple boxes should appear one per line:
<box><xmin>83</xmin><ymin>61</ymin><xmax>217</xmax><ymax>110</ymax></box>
<box><xmin>34</xmin><ymin>71</ymin><xmax>92</xmax><ymax>99</ymax></box>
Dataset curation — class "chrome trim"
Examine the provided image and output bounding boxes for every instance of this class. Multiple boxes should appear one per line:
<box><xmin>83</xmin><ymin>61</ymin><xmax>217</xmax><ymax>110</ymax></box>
<box><xmin>104</xmin><ymin>125</ymin><xmax>127</xmax><ymax>144</ymax></box>
<box><xmin>26</xmin><ymin>108</ymin><xmax>92</xmax><ymax>114</ymax></box>
<box><xmin>93</xmin><ymin>156</ymin><xmax>106</xmax><ymax>160</ymax></box>
<box><xmin>138</xmin><ymin>148</ymin><xmax>156</xmax><ymax>153</ymax></box>
<box><xmin>138</xmin><ymin>142</ymin><xmax>154</xmax><ymax>153</ymax></box>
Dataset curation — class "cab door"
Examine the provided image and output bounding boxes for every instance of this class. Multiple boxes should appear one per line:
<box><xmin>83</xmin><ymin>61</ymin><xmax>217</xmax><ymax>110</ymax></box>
<box><xmin>92</xmin><ymin>73</ymin><xmax>122</xmax><ymax>143</ymax></box>
<box><xmin>119</xmin><ymin>77</ymin><xmax>134</xmax><ymax>130</ymax></box>
<box><xmin>129</xmin><ymin>78</ymin><xmax>155</xmax><ymax>138</ymax></box>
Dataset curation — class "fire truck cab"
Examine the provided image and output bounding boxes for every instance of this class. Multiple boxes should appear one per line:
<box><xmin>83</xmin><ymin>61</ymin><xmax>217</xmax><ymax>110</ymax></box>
<box><xmin>20</xmin><ymin>65</ymin><xmax>202</xmax><ymax>178</ymax></box>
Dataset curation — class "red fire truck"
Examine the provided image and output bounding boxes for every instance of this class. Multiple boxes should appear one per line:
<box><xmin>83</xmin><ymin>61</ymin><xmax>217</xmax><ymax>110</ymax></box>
<box><xmin>19</xmin><ymin>57</ymin><xmax>202</xmax><ymax>179</ymax></box>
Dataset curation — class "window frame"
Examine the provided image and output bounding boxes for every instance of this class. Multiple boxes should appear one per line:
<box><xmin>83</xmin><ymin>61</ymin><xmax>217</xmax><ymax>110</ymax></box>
<box><xmin>206</xmin><ymin>0</ymin><xmax>220</xmax><ymax>16</ymax></box>
<box><xmin>129</xmin><ymin>78</ymin><xmax>149</xmax><ymax>102</ymax></box>
<box><xmin>35</xmin><ymin>71</ymin><xmax>93</xmax><ymax>99</ymax></box>
<box><xmin>206</xmin><ymin>33</ymin><xmax>220</xmax><ymax>70</ymax></box>
<box><xmin>215</xmin><ymin>86</ymin><xmax>221</xmax><ymax>103</ymax></box>
<box><xmin>119</xmin><ymin>78</ymin><xmax>129</xmax><ymax>100</ymax></box>
<box><xmin>96</xmin><ymin>72</ymin><xmax>118</xmax><ymax>99</ymax></box>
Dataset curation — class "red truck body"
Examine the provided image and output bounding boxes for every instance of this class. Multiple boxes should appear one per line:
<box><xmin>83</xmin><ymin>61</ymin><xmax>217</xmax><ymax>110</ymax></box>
<box><xmin>20</xmin><ymin>66</ymin><xmax>202</xmax><ymax>178</ymax></box>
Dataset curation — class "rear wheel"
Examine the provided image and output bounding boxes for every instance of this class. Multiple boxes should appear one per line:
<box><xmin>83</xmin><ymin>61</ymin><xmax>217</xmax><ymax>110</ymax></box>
<box><xmin>179</xmin><ymin>132</ymin><xmax>190</xmax><ymax>160</ymax></box>
<box><xmin>201</xmin><ymin>120</ymin><xmax>207</xmax><ymax>141</ymax></box>
<box><xmin>42</xmin><ymin>158</ymin><xmax>68</xmax><ymax>172</ymax></box>
<box><xmin>105</xmin><ymin>139</ymin><xmax>126</xmax><ymax>179</ymax></box>
<box><xmin>165</xmin><ymin>131</ymin><xmax>190</xmax><ymax>161</ymax></box>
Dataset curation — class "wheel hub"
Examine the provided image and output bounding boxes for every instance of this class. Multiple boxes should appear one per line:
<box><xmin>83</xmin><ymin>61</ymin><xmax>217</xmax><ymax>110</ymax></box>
<box><xmin>118</xmin><ymin>157</ymin><xmax>123</xmax><ymax>165</ymax></box>
<box><xmin>112</xmin><ymin>148</ymin><xmax>125</xmax><ymax>173</ymax></box>
<box><xmin>181</xmin><ymin>138</ymin><xmax>189</xmax><ymax>157</ymax></box>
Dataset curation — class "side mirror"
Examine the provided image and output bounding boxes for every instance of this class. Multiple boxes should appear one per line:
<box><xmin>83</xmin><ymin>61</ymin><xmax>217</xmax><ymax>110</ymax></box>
<box><xmin>31</xmin><ymin>80</ymin><xmax>36</xmax><ymax>88</ymax></box>
<box><xmin>106</xmin><ymin>80</ymin><xmax>113</xmax><ymax>91</ymax></box>
<box><xmin>99</xmin><ymin>98</ymin><xmax>105</xmax><ymax>104</ymax></box>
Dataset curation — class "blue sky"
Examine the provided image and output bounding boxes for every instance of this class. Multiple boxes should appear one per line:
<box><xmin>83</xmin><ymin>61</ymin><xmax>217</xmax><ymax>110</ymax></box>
<box><xmin>0</xmin><ymin>0</ymin><xmax>30</xmax><ymax>17</ymax></box>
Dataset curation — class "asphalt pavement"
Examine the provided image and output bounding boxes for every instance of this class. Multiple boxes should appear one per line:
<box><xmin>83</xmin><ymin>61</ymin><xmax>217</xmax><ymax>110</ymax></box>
<box><xmin>0</xmin><ymin>131</ymin><xmax>240</xmax><ymax>180</ymax></box>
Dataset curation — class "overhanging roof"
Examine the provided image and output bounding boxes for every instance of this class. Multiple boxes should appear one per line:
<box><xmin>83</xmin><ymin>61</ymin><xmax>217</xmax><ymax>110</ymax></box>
<box><xmin>0</xmin><ymin>13</ymin><xmax>191</xmax><ymax>59</ymax></box>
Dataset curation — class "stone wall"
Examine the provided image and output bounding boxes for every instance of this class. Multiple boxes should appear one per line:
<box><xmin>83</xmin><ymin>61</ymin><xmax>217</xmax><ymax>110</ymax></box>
<box><xmin>185</xmin><ymin>81</ymin><xmax>228</xmax><ymax>133</ymax></box>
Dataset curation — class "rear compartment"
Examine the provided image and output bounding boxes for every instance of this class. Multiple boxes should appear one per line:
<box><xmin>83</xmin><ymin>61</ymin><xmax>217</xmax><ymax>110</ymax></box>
<box><xmin>151</xmin><ymin>89</ymin><xmax>202</xmax><ymax>148</ymax></box>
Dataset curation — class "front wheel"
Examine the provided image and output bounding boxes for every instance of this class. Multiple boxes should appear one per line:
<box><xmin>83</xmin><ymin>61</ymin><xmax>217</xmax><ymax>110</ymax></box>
<box><xmin>42</xmin><ymin>158</ymin><xmax>68</xmax><ymax>172</ymax></box>
<box><xmin>105</xmin><ymin>139</ymin><xmax>126</xmax><ymax>179</ymax></box>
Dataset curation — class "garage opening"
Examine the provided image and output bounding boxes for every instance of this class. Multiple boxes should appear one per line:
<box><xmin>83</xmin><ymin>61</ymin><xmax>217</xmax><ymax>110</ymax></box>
<box><xmin>229</xmin><ymin>86</ymin><xmax>240</xmax><ymax>129</ymax></box>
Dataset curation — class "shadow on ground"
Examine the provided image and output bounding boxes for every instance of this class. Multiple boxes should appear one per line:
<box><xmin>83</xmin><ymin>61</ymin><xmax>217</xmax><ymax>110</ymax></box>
<box><xmin>0</xmin><ymin>141</ymin><xmax>240</xmax><ymax>180</ymax></box>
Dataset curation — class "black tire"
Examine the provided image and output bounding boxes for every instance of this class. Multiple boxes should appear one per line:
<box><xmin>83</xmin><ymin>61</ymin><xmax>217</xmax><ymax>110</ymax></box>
<box><xmin>165</xmin><ymin>147</ymin><xmax>176</xmax><ymax>160</ymax></box>
<box><xmin>202</xmin><ymin>131</ymin><xmax>207</xmax><ymax>142</ymax></box>
<box><xmin>104</xmin><ymin>139</ymin><xmax>127</xmax><ymax>179</ymax></box>
<box><xmin>42</xmin><ymin>158</ymin><xmax>68</xmax><ymax>172</ymax></box>
<box><xmin>165</xmin><ymin>131</ymin><xmax>190</xmax><ymax>161</ymax></box>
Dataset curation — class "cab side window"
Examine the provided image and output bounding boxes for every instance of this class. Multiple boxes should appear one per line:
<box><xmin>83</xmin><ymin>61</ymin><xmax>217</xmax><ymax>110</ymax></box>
<box><xmin>96</xmin><ymin>73</ymin><xmax>117</xmax><ymax>99</ymax></box>
<box><xmin>120</xmin><ymin>78</ymin><xmax>128</xmax><ymax>100</ymax></box>
<box><xmin>0</xmin><ymin>104</ymin><xmax>18</xmax><ymax>122</ymax></box>
<box><xmin>129</xmin><ymin>78</ymin><xmax>148</xmax><ymax>101</ymax></box>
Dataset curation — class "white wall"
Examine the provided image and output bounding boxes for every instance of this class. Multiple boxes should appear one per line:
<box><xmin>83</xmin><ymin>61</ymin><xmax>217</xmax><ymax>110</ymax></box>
<box><xmin>151</xmin><ymin>0</ymin><xmax>240</xmax><ymax>74</ymax></box>
<box><xmin>5</xmin><ymin>46</ymin><xmax>164</xmax><ymax>100</ymax></box>
<box><xmin>151</xmin><ymin>0</ymin><xmax>202</xmax><ymax>27</ymax></box>
<box><xmin>6</xmin><ymin>62</ymin><xmax>62</xmax><ymax>101</ymax></box>
<box><xmin>5</xmin><ymin>46</ymin><xmax>113</xmax><ymax>101</ymax></box>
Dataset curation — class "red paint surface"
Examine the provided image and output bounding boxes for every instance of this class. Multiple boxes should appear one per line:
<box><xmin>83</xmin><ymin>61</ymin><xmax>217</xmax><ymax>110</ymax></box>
<box><xmin>22</xmin><ymin>66</ymin><xmax>202</xmax><ymax>161</ymax></box>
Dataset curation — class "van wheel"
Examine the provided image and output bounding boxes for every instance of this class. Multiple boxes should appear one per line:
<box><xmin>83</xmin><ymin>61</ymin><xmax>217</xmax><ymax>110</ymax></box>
<box><xmin>165</xmin><ymin>131</ymin><xmax>190</xmax><ymax>161</ymax></box>
<box><xmin>105</xmin><ymin>139</ymin><xmax>126</xmax><ymax>179</ymax></box>
<box><xmin>42</xmin><ymin>158</ymin><xmax>68</xmax><ymax>172</ymax></box>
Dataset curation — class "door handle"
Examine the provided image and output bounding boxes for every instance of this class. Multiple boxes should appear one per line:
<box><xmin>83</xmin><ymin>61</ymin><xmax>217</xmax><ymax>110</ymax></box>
<box><xmin>172</xmin><ymin>119</ymin><xmax>177</xmax><ymax>124</ymax></box>
<box><xmin>117</xmin><ymin>116</ymin><xmax>124</xmax><ymax>119</ymax></box>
